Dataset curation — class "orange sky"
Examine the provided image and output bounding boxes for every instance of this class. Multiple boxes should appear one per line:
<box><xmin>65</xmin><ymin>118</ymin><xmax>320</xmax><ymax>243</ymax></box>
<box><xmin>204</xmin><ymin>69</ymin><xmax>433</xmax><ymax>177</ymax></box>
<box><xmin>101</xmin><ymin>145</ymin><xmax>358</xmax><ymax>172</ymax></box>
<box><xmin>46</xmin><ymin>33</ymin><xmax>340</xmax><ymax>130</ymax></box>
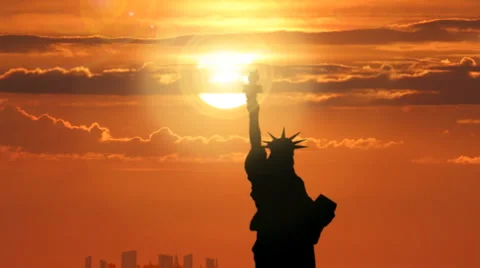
<box><xmin>1</xmin><ymin>1</ymin><xmax>480</xmax><ymax>268</ymax></box>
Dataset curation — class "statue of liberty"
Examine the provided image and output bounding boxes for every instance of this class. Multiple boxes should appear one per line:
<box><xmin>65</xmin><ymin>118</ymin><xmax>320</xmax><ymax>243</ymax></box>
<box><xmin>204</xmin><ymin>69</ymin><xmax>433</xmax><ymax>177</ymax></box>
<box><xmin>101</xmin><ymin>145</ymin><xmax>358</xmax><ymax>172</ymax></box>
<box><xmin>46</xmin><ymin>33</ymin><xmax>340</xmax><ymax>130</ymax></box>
<box><xmin>243</xmin><ymin>70</ymin><xmax>337</xmax><ymax>268</ymax></box>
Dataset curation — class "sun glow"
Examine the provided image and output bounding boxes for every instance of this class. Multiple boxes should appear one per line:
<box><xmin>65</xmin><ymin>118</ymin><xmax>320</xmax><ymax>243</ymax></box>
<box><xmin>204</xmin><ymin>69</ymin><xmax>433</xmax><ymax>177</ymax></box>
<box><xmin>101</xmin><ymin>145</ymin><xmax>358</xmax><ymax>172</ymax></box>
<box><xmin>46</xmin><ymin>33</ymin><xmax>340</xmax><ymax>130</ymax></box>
<box><xmin>196</xmin><ymin>51</ymin><xmax>260</xmax><ymax>109</ymax></box>
<box><xmin>199</xmin><ymin>93</ymin><xmax>246</xmax><ymax>109</ymax></box>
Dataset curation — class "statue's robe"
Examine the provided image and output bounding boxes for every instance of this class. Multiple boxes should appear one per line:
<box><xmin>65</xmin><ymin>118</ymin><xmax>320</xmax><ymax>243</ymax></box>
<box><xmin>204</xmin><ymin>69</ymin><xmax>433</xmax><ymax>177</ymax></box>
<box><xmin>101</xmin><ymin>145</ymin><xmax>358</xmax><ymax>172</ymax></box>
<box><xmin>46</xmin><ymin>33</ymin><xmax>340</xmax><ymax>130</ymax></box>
<box><xmin>245</xmin><ymin>147</ymin><xmax>317</xmax><ymax>268</ymax></box>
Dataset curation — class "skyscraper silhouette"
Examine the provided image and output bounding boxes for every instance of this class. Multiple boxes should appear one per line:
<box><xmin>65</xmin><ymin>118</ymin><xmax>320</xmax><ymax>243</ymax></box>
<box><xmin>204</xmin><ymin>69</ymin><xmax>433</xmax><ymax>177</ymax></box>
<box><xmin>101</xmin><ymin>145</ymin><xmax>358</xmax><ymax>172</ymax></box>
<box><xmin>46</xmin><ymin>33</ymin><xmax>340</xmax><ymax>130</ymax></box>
<box><xmin>100</xmin><ymin>259</ymin><xmax>108</xmax><ymax>268</ymax></box>
<box><xmin>205</xmin><ymin>258</ymin><xmax>217</xmax><ymax>268</ymax></box>
<box><xmin>183</xmin><ymin>254</ymin><xmax>193</xmax><ymax>268</ymax></box>
<box><xmin>85</xmin><ymin>256</ymin><xmax>92</xmax><ymax>268</ymax></box>
<box><xmin>121</xmin><ymin>251</ymin><xmax>137</xmax><ymax>268</ymax></box>
<box><xmin>143</xmin><ymin>260</ymin><xmax>156</xmax><ymax>268</ymax></box>
<box><xmin>174</xmin><ymin>255</ymin><xmax>179</xmax><ymax>268</ymax></box>
<box><xmin>158</xmin><ymin>254</ymin><xmax>174</xmax><ymax>268</ymax></box>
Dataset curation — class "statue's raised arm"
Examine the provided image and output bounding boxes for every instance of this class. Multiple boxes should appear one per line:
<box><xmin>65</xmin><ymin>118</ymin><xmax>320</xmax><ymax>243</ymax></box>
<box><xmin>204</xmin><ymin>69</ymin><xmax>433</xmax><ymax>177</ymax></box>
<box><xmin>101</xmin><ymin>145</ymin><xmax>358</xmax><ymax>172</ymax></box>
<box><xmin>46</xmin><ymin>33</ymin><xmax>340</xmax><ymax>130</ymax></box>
<box><xmin>245</xmin><ymin>70</ymin><xmax>262</xmax><ymax>149</ymax></box>
<box><xmin>244</xmin><ymin>70</ymin><xmax>267</xmax><ymax>177</ymax></box>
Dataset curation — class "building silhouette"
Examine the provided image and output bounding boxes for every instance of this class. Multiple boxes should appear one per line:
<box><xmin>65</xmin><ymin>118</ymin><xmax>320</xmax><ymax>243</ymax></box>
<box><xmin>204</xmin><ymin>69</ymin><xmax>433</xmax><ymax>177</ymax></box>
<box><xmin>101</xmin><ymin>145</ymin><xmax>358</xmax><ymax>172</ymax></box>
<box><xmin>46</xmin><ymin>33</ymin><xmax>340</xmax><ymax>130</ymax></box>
<box><xmin>205</xmin><ymin>258</ymin><xmax>217</xmax><ymax>268</ymax></box>
<box><xmin>85</xmin><ymin>256</ymin><xmax>92</xmax><ymax>268</ymax></box>
<box><xmin>183</xmin><ymin>254</ymin><xmax>193</xmax><ymax>268</ymax></box>
<box><xmin>143</xmin><ymin>260</ymin><xmax>156</xmax><ymax>268</ymax></box>
<box><xmin>159</xmin><ymin>254</ymin><xmax>174</xmax><ymax>268</ymax></box>
<box><xmin>100</xmin><ymin>259</ymin><xmax>108</xmax><ymax>268</ymax></box>
<box><xmin>109</xmin><ymin>263</ymin><xmax>116</xmax><ymax>268</ymax></box>
<box><xmin>174</xmin><ymin>255</ymin><xmax>179</xmax><ymax>268</ymax></box>
<box><xmin>121</xmin><ymin>250</ymin><xmax>137</xmax><ymax>268</ymax></box>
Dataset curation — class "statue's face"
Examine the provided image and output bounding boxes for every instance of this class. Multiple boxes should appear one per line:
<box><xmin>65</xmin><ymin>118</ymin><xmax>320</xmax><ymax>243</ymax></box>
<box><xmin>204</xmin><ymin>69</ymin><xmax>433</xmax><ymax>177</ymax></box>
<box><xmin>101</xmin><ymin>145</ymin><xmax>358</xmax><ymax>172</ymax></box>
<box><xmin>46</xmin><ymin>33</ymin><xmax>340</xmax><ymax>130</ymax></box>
<box><xmin>268</xmin><ymin>150</ymin><xmax>295</xmax><ymax>167</ymax></box>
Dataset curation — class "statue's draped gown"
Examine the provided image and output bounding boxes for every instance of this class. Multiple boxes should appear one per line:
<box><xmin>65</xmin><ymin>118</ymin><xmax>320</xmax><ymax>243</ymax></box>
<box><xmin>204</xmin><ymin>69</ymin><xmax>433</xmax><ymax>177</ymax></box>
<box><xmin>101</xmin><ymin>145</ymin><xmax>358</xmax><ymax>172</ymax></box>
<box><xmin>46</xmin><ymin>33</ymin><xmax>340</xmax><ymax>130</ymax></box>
<box><xmin>245</xmin><ymin>148</ymin><xmax>316</xmax><ymax>268</ymax></box>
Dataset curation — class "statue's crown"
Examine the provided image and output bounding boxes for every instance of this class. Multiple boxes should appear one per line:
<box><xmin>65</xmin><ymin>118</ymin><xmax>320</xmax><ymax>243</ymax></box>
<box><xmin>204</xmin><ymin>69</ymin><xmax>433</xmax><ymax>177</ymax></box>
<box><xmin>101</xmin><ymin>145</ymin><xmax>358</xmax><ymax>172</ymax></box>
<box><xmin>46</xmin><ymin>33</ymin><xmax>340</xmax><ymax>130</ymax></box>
<box><xmin>263</xmin><ymin>128</ymin><xmax>307</xmax><ymax>151</ymax></box>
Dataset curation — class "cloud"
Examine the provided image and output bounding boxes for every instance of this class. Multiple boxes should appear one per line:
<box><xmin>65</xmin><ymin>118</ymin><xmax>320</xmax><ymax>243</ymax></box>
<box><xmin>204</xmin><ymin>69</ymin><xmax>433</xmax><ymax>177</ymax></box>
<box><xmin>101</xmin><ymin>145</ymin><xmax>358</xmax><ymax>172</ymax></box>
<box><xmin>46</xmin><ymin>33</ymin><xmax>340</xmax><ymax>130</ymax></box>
<box><xmin>413</xmin><ymin>154</ymin><xmax>480</xmax><ymax>165</ymax></box>
<box><xmin>432</xmin><ymin>57</ymin><xmax>479</xmax><ymax>72</ymax></box>
<box><xmin>0</xmin><ymin>147</ymin><xmax>138</xmax><ymax>162</ymax></box>
<box><xmin>274</xmin><ymin>57</ymin><xmax>480</xmax><ymax>105</ymax></box>
<box><xmin>0</xmin><ymin>105</ymin><xmax>249</xmax><ymax>158</ymax></box>
<box><xmin>0</xmin><ymin>56</ymin><xmax>479</xmax><ymax>105</ymax></box>
<box><xmin>267</xmin><ymin>93</ymin><xmax>342</xmax><ymax>104</ymax></box>
<box><xmin>0</xmin><ymin>105</ymin><xmax>401</xmax><ymax>161</ymax></box>
<box><xmin>460</xmin><ymin>57</ymin><xmax>477</xmax><ymax>67</ymax></box>
<box><xmin>393</xmin><ymin>18</ymin><xmax>480</xmax><ymax>33</ymax></box>
<box><xmin>0</xmin><ymin>64</ymin><xmax>179</xmax><ymax>95</ymax></box>
<box><xmin>0</xmin><ymin>146</ymin><xmax>246</xmax><ymax>163</ymax></box>
<box><xmin>0</xmin><ymin>35</ymin><xmax>168</xmax><ymax>54</ymax></box>
<box><xmin>273</xmin><ymin>64</ymin><xmax>357</xmax><ymax>81</ymax></box>
<box><xmin>447</xmin><ymin>155</ymin><xmax>480</xmax><ymax>164</ymax></box>
<box><xmin>1</xmin><ymin>19</ymin><xmax>480</xmax><ymax>54</ymax></box>
<box><xmin>306</xmin><ymin>137</ymin><xmax>403</xmax><ymax>150</ymax></box>
<box><xmin>456</xmin><ymin>119</ymin><xmax>480</xmax><ymax>124</ymax></box>
<box><xmin>57</xmin><ymin>101</ymin><xmax>139</xmax><ymax>108</ymax></box>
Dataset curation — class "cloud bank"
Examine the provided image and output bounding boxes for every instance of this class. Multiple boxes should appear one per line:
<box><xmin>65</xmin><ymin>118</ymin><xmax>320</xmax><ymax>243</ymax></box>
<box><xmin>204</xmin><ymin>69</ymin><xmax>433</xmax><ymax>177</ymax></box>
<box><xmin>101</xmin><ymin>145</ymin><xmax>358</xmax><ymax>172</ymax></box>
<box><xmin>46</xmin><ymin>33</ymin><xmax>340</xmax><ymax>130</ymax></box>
<box><xmin>1</xmin><ymin>19</ymin><xmax>480</xmax><ymax>54</ymax></box>
<box><xmin>0</xmin><ymin>57</ymin><xmax>479</xmax><ymax>105</ymax></box>
<box><xmin>0</xmin><ymin>105</ymin><xmax>402</xmax><ymax>162</ymax></box>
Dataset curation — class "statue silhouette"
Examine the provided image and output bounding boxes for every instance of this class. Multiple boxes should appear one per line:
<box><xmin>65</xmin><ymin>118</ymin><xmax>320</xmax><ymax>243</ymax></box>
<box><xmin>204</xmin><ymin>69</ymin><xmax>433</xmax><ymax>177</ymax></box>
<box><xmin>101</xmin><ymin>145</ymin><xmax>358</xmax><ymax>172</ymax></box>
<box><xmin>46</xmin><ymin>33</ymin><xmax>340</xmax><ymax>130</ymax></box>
<box><xmin>244</xmin><ymin>70</ymin><xmax>337</xmax><ymax>268</ymax></box>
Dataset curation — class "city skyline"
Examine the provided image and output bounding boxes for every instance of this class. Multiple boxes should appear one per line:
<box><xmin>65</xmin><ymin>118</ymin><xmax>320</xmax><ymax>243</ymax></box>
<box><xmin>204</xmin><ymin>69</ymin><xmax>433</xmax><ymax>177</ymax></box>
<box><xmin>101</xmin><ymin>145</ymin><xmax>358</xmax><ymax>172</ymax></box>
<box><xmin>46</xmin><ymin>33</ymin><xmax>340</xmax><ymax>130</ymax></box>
<box><xmin>87</xmin><ymin>251</ymin><xmax>214</xmax><ymax>268</ymax></box>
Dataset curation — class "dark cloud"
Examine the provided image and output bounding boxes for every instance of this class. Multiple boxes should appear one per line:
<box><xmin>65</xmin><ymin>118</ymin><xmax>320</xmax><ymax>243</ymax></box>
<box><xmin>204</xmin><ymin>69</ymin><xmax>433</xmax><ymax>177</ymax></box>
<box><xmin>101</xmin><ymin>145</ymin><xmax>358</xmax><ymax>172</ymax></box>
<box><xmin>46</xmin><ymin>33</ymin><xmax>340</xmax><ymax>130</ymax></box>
<box><xmin>273</xmin><ymin>64</ymin><xmax>354</xmax><ymax>77</ymax></box>
<box><xmin>431</xmin><ymin>57</ymin><xmax>480</xmax><ymax>73</ymax></box>
<box><xmin>396</xmin><ymin>18</ymin><xmax>480</xmax><ymax>32</ymax></box>
<box><xmin>0</xmin><ymin>64</ymin><xmax>180</xmax><ymax>95</ymax></box>
<box><xmin>379</xmin><ymin>64</ymin><xmax>395</xmax><ymax>72</ymax></box>
<box><xmin>273</xmin><ymin>57</ymin><xmax>480</xmax><ymax>105</ymax></box>
<box><xmin>0</xmin><ymin>34</ymin><xmax>201</xmax><ymax>54</ymax></box>
<box><xmin>1</xmin><ymin>19</ymin><xmax>480</xmax><ymax>54</ymax></box>
<box><xmin>1</xmin><ymin>57</ymin><xmax>480</xmax><ymax>105</ymax></box>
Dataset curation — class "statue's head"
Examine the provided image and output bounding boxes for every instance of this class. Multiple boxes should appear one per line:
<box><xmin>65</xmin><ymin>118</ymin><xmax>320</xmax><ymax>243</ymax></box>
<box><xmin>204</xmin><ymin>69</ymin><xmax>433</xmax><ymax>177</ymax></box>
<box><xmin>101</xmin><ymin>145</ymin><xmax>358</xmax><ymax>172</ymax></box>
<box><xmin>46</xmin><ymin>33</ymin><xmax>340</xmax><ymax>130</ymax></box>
<box><xmin>264</xmin><ymin>128</ymin><xmax>307</xmax><ymax>168</ymax></box>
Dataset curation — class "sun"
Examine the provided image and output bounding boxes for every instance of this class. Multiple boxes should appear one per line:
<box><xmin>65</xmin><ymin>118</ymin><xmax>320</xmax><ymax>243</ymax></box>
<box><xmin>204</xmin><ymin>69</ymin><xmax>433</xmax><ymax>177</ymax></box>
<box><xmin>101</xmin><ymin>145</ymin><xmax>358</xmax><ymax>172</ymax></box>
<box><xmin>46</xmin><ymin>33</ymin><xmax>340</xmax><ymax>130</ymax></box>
<box><xmin>199</xmin><ymin>93</ymin><xmax>246</xmax><ymax>109</ymax></box>
<box><xmin>196</xmin><ymin>51</ymin><xmax>259</xmax><ymax>109</ymax></box>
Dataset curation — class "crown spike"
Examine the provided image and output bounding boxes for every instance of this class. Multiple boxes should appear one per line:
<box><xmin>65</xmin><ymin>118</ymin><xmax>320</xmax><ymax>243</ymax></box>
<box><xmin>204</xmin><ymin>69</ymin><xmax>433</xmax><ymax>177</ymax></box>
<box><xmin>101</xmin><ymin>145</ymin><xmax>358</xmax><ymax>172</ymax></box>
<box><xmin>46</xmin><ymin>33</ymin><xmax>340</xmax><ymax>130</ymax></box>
<box><xmin>281</xmin><ymin>127</ymin><xmax>286</xmax><ymax>139</ymax></box>
<box><xmin>268</xmin><ymin>132</ymin><xmax>278</xmax><ymax>140</ymax></box>
<box><xmin>294</xmin><ymin>145</ymin><xmax>308</xmax><ymax>149</ymax></box>
<box><xmin>289</xmin><ymin>132</ymin><xmax>301</xmax><ymax>140</ymax></box>
<box><xmin>293</xmin><ymin>139</ymin><xmax>307</xmax><ymax>144</ymax></box>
